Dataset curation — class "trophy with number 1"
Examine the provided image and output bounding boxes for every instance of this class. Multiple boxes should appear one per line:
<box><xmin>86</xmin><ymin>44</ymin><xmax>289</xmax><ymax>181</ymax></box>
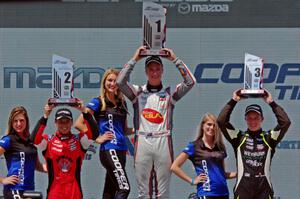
<box><xmin>48</xmin><ymin>54</ymin><xmax>80</xmax><ymax>106</ymax></box>
<box><xmin>240</xmin><ymin>53</ymin><xmax>265</xmax><ymax>98</ymax></box>
<box><xmin>140</xmin><ymin>1</ymin><xmax>168</xmax><ymax>56</ymax></box>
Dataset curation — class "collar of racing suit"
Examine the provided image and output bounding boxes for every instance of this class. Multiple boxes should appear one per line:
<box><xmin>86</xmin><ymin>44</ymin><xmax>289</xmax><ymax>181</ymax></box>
<box><xmin>246</xmin><ymin>128</ymin><xmax>263</xmax><ymax>138</ymax></box>
<box><xmin>55</xmin><ymin>131</ymin><xmax>73</xmax><ymax>140</ymax></box>
<box><xmin>146</xmin><ymin>82</ymin><xmax>163</xmax><ymax>93</ymax></box>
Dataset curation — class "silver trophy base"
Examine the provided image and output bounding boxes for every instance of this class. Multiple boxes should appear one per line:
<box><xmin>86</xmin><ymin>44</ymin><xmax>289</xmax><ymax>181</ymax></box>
<box><xmin>240</xmin><ymin>89</ymin><xmax>265</xmax><ymax>98</ymax></box>
<box><xmin>48</xmin><ymin>98</ymin><xmax>80</xmax><ymax>106</ymax></box>
<box><xmin>140</xmin><ymin>49</ymin><xmax>168</xmax><ymax>57</ymax></box>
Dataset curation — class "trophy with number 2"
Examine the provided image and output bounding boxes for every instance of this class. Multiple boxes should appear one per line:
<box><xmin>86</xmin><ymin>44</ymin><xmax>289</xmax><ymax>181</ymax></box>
<box><xmin>48</xmin><ymin>54</ymin><xmax>80</xmax><ymax>106</ymax></box>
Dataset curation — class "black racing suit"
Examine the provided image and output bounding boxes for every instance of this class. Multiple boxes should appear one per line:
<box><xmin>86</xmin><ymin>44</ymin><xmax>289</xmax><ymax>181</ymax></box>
<box><xmin>217</xmin><ymin>99</ymin><xmax>291</xmax><ymax>199</ymax></box>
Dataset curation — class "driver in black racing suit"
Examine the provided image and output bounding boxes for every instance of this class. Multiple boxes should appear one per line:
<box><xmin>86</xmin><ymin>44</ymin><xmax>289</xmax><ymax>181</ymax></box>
<box><xmin>217</xmin><ymin>89</ymin><xmax>291</xmax><ymax>199</ymax></box>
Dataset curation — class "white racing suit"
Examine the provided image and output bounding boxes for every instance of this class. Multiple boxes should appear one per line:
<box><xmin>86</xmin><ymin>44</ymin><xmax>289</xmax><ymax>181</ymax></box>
<box><xmin>117</xmin><ymin>58</ymin><xmax>195</xmax><ymax>199</ymax></box>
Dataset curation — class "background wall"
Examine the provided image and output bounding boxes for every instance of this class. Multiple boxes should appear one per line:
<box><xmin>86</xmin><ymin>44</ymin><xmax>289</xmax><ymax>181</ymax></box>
<box><xmin>0</xmin><ymin>1</ymin><xmax>299</xmax><ymax>199</ymax></box>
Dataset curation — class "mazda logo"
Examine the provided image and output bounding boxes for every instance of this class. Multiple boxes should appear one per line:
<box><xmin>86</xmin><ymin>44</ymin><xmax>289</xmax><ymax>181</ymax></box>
<box><xmin>178</xmin><ymin>3</ymin><xmax>191</xmax><ymax>15</ymax></box>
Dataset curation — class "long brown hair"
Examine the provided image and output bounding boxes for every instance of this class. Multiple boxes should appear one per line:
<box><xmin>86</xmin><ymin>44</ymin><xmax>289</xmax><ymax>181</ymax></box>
<box><xmin>195</xmin><ymin>113</ymin><xmax>225</xmax><ymax>151</ymax></box>
<box><xmin>99</xmin><ymin>68</ymin><xmax>125</xmax><ymax>111</ymax></box>
<box><xmin>6</xmin><ymin>106</ymin><xmax>30</xmax><ymax>136</ymax></box>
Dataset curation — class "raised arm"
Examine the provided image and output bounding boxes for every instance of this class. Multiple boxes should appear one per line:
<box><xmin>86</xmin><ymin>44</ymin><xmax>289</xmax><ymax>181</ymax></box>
<box><xmin>161</xmin><ymin>48</ymin><xmax>196</xmax><ymax>102</ymax></box>
<box><xmin>81</xmin><ymin>111</ymin><xmax>99</xmax><ymax>140</ymax></box>
<box><xmin>74</xmin><ymin>107</ymin><xmax>94</xmax><ymax>133</ymax></box>
<box><xmin>217</xmin><ymin>89</ymin><xmax>243</xmax><ymax>145</ymax></box>
<box><xmin>30</xmin><ymin>104</ymin><xmax>53</xmax><ymax>150</ymax></box>
<box><xmin>116</xmin><ymin>46</ymin><xmax>146</xmax><ymax>101</ymax></box>
<box><xmin>73</xmin><ymin>102</ymin><xmax>99</xmax><ymax>141</ymax></box>
<box><xmin>263</xmin><ymin>89</ymin><xmax>291</xmax><ymax>147</ymax></box>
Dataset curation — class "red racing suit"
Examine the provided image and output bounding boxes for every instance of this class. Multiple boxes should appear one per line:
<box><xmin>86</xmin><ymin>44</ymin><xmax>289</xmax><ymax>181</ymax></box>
<box><xmin>30</xmin><ymin>112</ymin><xmax>98</xmax><ymax>199</ymax></box>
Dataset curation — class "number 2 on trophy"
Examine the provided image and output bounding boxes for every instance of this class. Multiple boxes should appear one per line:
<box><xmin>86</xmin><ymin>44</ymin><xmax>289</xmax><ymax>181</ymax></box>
<box><xmin>64</xmin><ymin>72</ymin><xmax>71</xmax><ymax>83</ymax></box>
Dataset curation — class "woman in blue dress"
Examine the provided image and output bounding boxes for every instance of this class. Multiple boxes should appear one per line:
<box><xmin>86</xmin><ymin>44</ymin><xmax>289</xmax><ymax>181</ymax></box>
<box><xmin>171</xmin><ymin>113</ymin><xmax>236</xmax><ymax>199</ymax></box>
<box><xmin>75</xmin><ymin>69</ymin><xmax>133</xmax><ymax>199</ymax></box>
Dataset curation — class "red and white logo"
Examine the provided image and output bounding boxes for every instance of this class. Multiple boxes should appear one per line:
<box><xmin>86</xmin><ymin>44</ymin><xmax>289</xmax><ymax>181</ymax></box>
<box><xmin>142</xmin><ymin>108</ymin><xmax>164</xmax><ymax>124</ymax></box>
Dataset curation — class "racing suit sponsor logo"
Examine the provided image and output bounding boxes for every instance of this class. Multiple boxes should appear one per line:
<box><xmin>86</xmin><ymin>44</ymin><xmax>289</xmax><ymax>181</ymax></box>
<box><xmin>51</xmin><ymin>147</ymin><xmax>62</xmax><ymax>152</ymax></box>
<box><xmin>18</xmin><ymin>152</ymin><xmax>25</xmax><ymax>185</ymax></box>
<box><xmin>257</xmin><ymin>144</ymin><xmax>264</xmax><ymax>150</ymax></box>
<box><xmin>69</xmin><ymin>140</ymin><xmax>77</xmax><ymax>151</ymax></box>
<box><xmin>158</xmin><ymin>93</ymin><xmax>167</xmax><ymax>101</ymax></box>
<box><xmin>57</xmin><ymin>156</ymin><xmax>73</xmax><ymax>173</ymax></box>
<box><xmin>142</xmin><ymin>108</ymin><xmax>164</xmax><ymax>124</ymax></box>
<box><xmin>244</xmin><ymin>149</ymin><xmax>265</xmax><ymax>167</ymax></box>
<box><xmin>51</xmin><ymin>142</ymin><xmax>62</xmax><ymax>148</ymax></box>
<box><xmin>109</xmin><ymin>149</ymin><xmax>129</xmax><ymax>190</ymax></box>
<box><xmin>54</xmin><ymin>140</ymin><xmax>61</xmax><ymax>144</ymax></box>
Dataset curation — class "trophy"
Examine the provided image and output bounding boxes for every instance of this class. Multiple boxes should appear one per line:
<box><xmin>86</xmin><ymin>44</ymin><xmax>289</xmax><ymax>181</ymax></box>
<box><xmin>48</xmin><ymin>54</ymin><xmax>80</xmax><ymax>106</ymax></box>
<box><xmin>240</xmin><ymin>53</ymin><xmax>265</xmax><ymax>98</ymax></box>
<box><xmin>140</xmin><ymin>1</ymin><xmax>168</xmax><ymax>56</ymax></box>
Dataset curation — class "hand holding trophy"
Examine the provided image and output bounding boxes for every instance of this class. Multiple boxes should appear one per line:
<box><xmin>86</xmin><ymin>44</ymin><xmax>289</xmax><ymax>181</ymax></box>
<box><xmin>48</xmin><ymin>54</ymin><xmax>81</xmax><ymax>107</ymax></box>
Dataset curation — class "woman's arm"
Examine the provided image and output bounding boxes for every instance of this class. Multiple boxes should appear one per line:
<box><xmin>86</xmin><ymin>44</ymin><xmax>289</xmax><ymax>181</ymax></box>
<box><xmin>35</xmin><ymin>156</ymin><xmax>47</xmax><ymax>173</ymax></box>
<box><xmin>124</xmin><ymin>119</ymin><xmax>134</xmax><ymax>136</ymax></box>
<box><xmin>0</xmin><ymin>147</ymin><xmax>19</xmax><ymax>185</ymax></box>
<box><xmin>0</xmin><ymin>146</ymin><xmax>5</xmax><ymax>156</ymax></box>
<box><xmin>170</xmin><ymin>153</ymin><xmax>193</xmax><ymax>184</ymax></box>
<box><xmin>171</xmin><ymin>152</ymin><xmax>207</xmax><ymax>185</ymax></box>
<box><xmin>0</xmin><ymin>175</ymin><xmax>19</xmax><ymax>185</ymax></box>
<box><xmin>225</xmin><ymin>172</ymin><xmax>237</xmax><ymax>179</ymax></box>
<box><xmin>222</xmin><ymin>160</ymin><xmax>237</xmax><ymax>179</ymax></box>
<box><xmin>74</xmin><ymin>108</ymin><xmax>94</xmax><ymax>132</ymax></box>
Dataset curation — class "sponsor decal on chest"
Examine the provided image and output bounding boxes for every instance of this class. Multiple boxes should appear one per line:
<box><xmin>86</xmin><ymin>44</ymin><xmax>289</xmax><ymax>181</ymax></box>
<box><xmin>57</xmin><ymin>156</ymin><xmax>73</xmax><ymax>173</ymax></box>
<box><xmin>142</xmin><ymin>108</ymin><xmax>164</xmax><ymax>124</ymax></box>
<box><xmin>69</xmin><ymin>139</ymin><xmax>78</xmax><ymax>151</ymax></box>
<box><xmin>158</xmin><ymin>93</ymin><xmax>167</xmax><ymax>101</ymax></box>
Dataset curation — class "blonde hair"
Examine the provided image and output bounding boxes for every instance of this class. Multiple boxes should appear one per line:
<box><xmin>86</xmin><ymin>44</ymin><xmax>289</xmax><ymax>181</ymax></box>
<box><xmin>6</xmin><ymin>106</ymin><xmax>30</xmax><ymax>136</ymax></box>
<box><xmin>195</xmin><ymin>113</ymin><xmax>225</xmax><ymax>151</ymax></box>
<box><xmin>99</xmin><ymin>68</ymin><xmax>125</xmax><ymax>111</ymax></box>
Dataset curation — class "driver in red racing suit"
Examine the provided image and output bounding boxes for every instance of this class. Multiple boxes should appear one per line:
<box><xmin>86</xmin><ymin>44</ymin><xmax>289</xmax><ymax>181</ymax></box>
<box><xmin>30</xmin><ymin>103</ymin><xmax>98</xmax><ymax>199</ymax></box>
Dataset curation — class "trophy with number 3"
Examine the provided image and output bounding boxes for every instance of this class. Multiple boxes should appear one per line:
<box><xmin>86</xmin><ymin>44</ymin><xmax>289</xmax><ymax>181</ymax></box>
<box><xmin>240</xmin><ymin>53</ymin><xmax>265</xmax><ymax>98</ymax></box>
<box><xmin>48</xmin><ymin>54</ymin><xmax>80</xmax><ymax>106</ymax></box>
<box><xmin>140</xmin><ymin>1</ymin><xmax>168</xmax><ymax>56</ymax></box>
